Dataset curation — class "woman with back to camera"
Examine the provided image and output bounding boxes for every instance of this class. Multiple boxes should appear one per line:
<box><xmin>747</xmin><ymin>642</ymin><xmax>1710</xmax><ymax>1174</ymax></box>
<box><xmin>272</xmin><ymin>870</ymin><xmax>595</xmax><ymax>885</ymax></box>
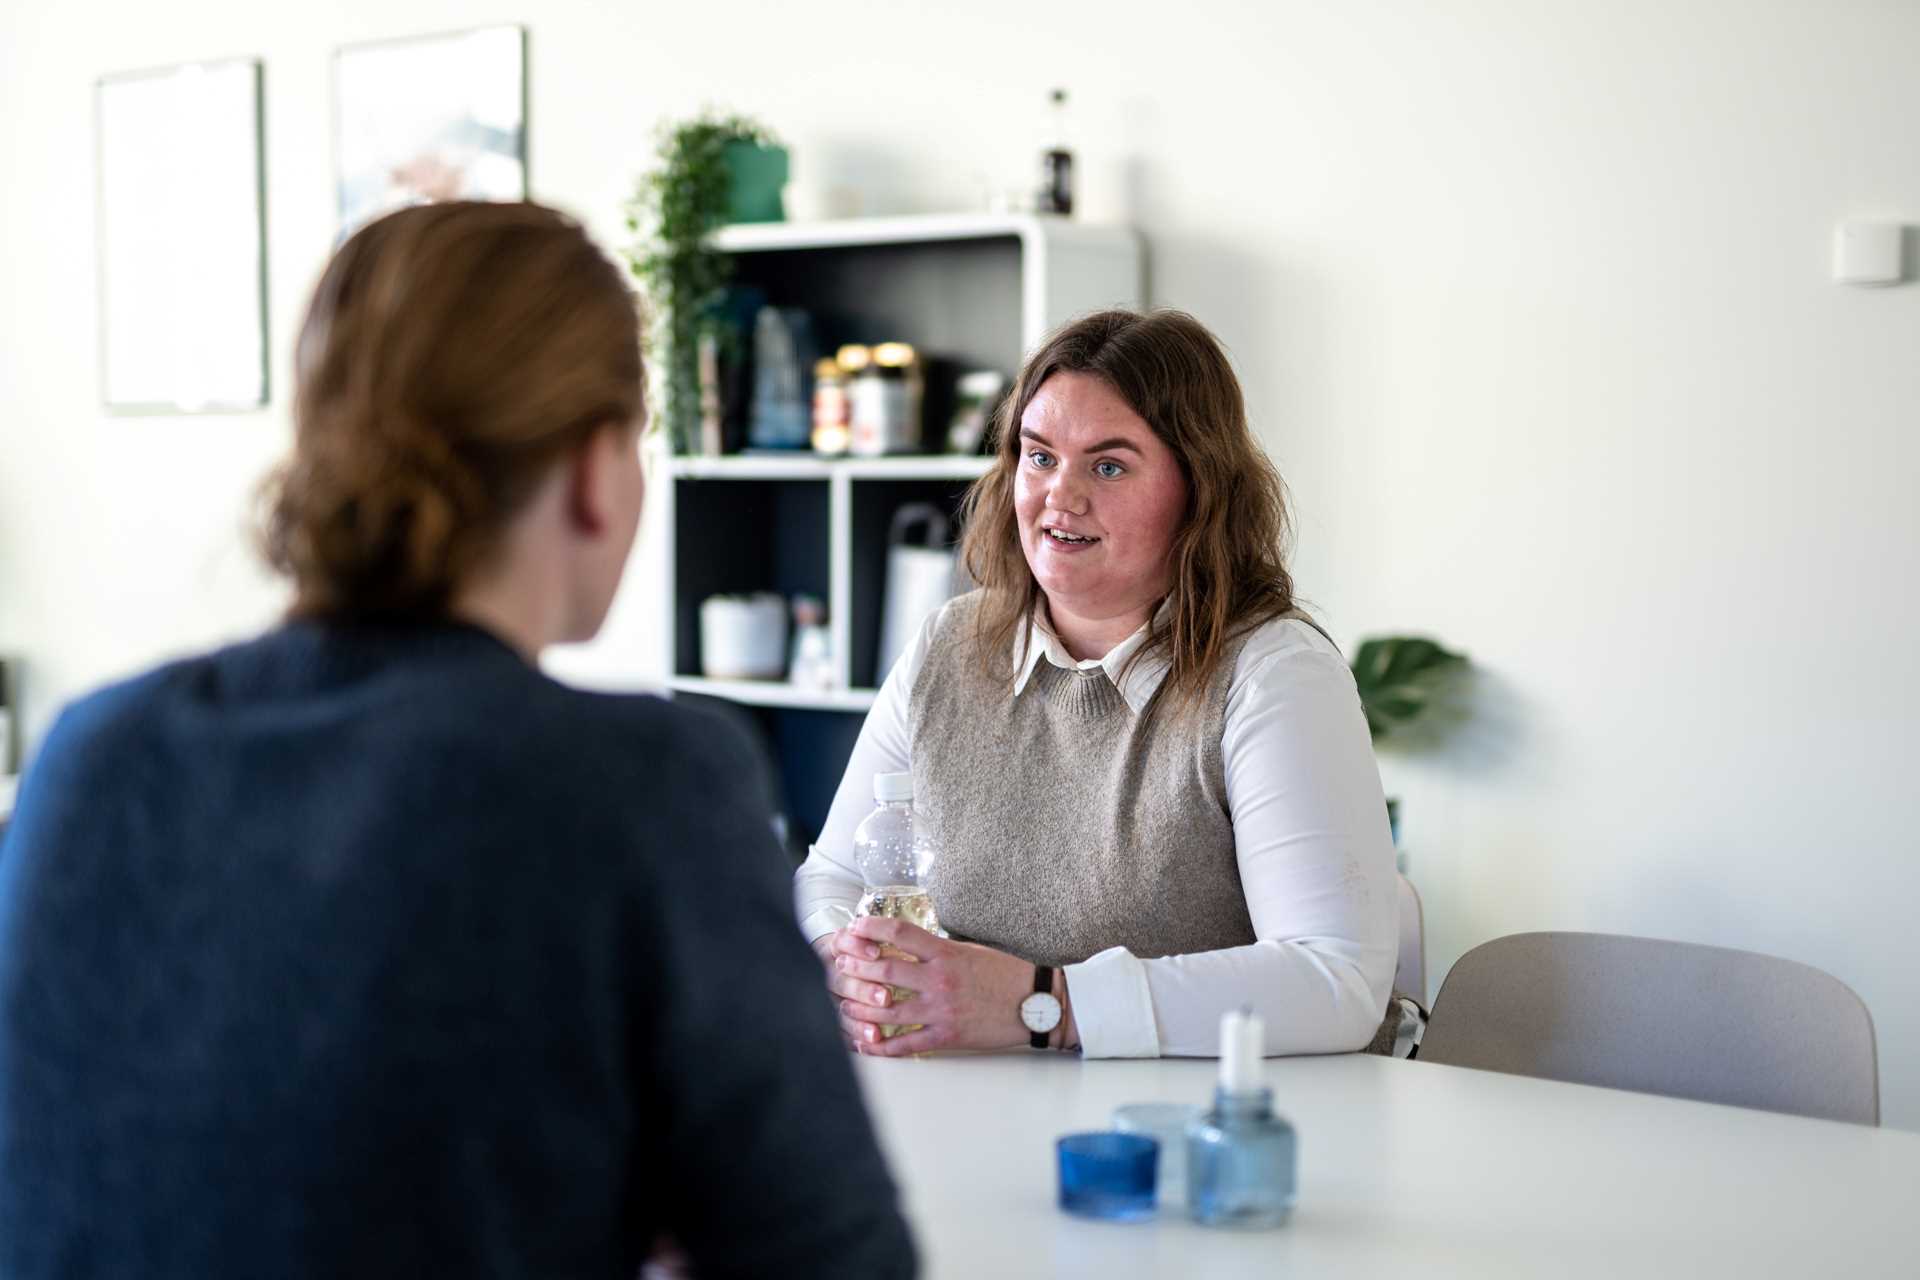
<box><xmin>0</xmin><ymin>201</ymin><xmax>914</xmax><ymax>1279</ymax></box>
<box><xmin>796</xmin><ymin>309</ymin><xmax>1403</xmax><ymax>1060</ymax></box>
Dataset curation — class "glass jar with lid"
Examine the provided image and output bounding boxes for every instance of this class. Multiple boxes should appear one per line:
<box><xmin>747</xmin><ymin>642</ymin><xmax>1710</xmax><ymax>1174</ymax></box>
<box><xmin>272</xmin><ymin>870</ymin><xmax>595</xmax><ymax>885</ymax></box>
<box><xmin>852</xmin><ymin>342</ymin><xmax>922</xmax><ymax>456</ymax></box>
<box><xmin>811</xmin><ymin>356</ymin><xmax>852</xmax><ymax>455</ymax></box>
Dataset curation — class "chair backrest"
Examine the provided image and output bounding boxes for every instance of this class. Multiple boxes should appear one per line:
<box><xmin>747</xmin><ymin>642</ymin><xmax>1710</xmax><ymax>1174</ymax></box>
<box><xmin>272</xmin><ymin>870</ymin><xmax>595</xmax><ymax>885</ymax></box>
<box><xmin>1421</xmin><ymin>932</ymin><xmax>1879</xmax><ymax>1125</ymax></box>
<box><xmin>1394</xmin><ymin>875</ymin><xmax>1425</xmax><ymax>1005</ymax></box>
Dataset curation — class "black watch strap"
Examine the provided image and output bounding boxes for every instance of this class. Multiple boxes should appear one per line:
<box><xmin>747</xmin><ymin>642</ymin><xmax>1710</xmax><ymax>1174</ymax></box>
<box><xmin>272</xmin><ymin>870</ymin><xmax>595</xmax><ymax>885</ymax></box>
<box><xmin>1030</xmin><ymin>965</ymin><xmax>1054</xmax><ymax>1049</ymax></box>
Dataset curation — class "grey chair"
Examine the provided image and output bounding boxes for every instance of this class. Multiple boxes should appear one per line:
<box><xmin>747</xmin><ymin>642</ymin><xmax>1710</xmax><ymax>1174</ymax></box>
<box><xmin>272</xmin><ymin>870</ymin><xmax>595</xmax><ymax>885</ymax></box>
<box><xmin>1420</xmin><ymin>931</ymin><xmax>1879</xmax><ymax>1125</ymax></box>
<box><xmin>1394</xmin><ymin>874</ymin><xmax>1426</xmax><ymax>1007</ymax></box>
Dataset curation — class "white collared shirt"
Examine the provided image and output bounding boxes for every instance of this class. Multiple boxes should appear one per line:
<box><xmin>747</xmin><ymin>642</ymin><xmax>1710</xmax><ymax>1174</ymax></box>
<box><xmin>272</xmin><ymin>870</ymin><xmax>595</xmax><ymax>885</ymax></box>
<box><xmin>794</xmin><ymin>602</ymin><xmax>1398</xmax><ymax>1058</ymax></box>
<box><xmin>1009</xmin><ymin>607</ymin><xmax>1165</xmax><ymax>710</ymax></box>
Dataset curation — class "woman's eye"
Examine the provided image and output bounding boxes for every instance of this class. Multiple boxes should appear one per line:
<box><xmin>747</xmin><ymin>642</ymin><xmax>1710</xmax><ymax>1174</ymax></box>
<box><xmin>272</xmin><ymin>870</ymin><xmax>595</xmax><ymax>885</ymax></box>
<box><xmin>1094</xmin><ymin>460</ymin><xmax>1125</xmax><ymax>479</ymax></box>
<box><xmin>1027</xmin><ymin>450</ymin><xmax>1055</xmax><ymax>469</ymax></box>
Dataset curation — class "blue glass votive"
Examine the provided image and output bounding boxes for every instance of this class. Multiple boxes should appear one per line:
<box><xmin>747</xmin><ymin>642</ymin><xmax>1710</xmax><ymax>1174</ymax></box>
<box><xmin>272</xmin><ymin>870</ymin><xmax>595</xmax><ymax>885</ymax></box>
<box><xmin>1056</xmin><ymin>1132</ymin><xmax>1159</xmax><ymax>1222</ymax></box>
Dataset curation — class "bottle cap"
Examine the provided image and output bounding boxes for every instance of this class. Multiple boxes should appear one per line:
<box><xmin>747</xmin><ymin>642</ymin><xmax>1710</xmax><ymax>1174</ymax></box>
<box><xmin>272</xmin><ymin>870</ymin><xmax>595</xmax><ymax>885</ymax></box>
<box><xmin>873</xmin><ymin>772</ymin><xmax>914</xmax><ymax>803</ymax></box>
<box><xmin>1218</xmin><ymin>1007</ymin><xmax>1264</xmax><ymax>1093</ymax></box>
<box><xmin>872</xmin><ymin>342</ymin><xmax>917</xmax><ymax>368</ymax></box>
<box><xmin>836</xmin><ymin>344</ymin><xmax>872</xmax><ymax>371</ymax></box>
<box><xmin>814</xmin><ymin>357</ymin><xmax>844</xmax><ymax>379</ymax></box>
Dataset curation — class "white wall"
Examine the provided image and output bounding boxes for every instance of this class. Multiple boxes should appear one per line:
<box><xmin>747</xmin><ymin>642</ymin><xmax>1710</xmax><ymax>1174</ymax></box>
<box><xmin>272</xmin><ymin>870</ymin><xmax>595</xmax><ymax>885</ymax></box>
<box><xmin>3</xmin><ymin>0</ymin><xmax>1917</xmax><ymax>1124</ymax></box>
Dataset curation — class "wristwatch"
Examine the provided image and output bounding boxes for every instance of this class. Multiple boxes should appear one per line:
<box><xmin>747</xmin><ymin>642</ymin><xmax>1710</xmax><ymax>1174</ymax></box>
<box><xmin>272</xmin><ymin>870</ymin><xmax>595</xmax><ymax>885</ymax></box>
<box><xmin>1020</xmin><ymin>964</ymin><xmax>1063</xmax><ymax>1049</ymax></box>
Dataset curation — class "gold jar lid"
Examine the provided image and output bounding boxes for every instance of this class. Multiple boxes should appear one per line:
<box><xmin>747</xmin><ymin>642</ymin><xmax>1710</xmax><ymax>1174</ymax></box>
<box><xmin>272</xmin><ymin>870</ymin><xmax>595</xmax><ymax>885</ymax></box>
<box><xmin>872</xmin><ymin>342</ymin><xmax>917</xmax><ymax>368</ymax></box>
<box><xmin>836</xmin><ymin>344</ymin><xmax>872</xmax><ymax>371</ymax></box>
<box><xmin>814</xmin><ymin>357</ymin><xmax>844</xmax><ymax>379</ymax></box>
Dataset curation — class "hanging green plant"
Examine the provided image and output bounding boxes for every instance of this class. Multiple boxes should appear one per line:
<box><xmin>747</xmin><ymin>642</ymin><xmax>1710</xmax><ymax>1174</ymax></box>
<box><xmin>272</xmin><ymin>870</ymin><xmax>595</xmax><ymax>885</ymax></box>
<box><xmin>623</xmin><ymin>111</ymin><xmax>780</xmax><ymax>453</ymax></box>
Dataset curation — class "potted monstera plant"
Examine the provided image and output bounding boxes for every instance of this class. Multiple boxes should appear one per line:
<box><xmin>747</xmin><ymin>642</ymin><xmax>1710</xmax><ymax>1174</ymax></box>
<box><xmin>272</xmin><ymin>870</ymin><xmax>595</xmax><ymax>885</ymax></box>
<box><xmin>624</xmin><ymin>111</ymin><xmax>784</xmax><ymax>453</ymax></box>
<box><xmin>1350</xmin><ymin>636</ymin><xmax>1468</xmax><ymax>849</ymax></box>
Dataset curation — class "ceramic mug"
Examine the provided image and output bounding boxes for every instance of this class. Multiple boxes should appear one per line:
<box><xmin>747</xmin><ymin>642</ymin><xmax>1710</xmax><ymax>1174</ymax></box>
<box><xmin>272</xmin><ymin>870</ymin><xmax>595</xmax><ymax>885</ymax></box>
<box><xmin>700</xmin><ymin>592</ymin><xmax>789</xmax><ymax>680</ymax></box>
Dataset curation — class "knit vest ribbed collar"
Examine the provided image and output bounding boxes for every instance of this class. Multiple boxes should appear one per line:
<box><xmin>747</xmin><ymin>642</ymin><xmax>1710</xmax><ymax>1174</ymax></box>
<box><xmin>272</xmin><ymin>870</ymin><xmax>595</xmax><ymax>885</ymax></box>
<box><xmin>1028</xmin><ymin>660</ymin><xmax>1128</xmax><ymax>721</ymax></box>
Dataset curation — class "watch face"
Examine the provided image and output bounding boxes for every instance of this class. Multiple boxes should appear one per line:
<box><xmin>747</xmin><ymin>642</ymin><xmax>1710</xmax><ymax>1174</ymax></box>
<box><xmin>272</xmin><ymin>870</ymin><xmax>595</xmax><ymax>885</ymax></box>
<box><xmin>1020</xmin><ymin>992</ymin><xmax>1062</xmax><ymax>1033</ymax></box>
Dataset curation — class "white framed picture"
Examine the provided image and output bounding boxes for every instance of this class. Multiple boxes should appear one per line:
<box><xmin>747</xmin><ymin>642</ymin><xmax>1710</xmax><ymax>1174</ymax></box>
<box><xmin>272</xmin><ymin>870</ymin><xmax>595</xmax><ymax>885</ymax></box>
<box><xmin>95</xmin><ymin>59</ymin><xmax>267</xmax><ymax>413</ymax></box>
<box><xmin>333</xmin><ymin>25</ymin><xmax>527</xmax><ymax>239</ymax></box>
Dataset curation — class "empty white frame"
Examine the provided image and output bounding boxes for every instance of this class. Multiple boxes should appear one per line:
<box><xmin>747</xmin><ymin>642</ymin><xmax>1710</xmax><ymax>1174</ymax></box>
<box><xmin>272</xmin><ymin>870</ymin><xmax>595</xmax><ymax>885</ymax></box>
<box><xmin>96</xmin><ymin>59</ymin><xmax>267</xmax><ymax>413</ymax></box>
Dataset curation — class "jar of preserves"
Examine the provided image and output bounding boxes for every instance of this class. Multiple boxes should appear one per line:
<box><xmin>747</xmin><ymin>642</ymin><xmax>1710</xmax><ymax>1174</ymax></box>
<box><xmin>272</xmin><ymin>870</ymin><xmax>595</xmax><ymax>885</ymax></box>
<box><xmin>851</xmin><ymin>342</ymin><xmax>922</xmax><ymax>456</ymax></box>
<box><xmin>811</xmin><ymin>357</ymin><xmax>851</xmax><ymax>455</ymax></box>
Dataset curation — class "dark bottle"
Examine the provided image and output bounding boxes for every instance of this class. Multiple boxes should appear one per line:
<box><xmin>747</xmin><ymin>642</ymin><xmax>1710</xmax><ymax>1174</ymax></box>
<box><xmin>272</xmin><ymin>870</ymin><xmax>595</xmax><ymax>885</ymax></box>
<box><xmin>1039</xmin><ymin>88</ymin><xmax>1073</xmax><ymax>215</ymax></box>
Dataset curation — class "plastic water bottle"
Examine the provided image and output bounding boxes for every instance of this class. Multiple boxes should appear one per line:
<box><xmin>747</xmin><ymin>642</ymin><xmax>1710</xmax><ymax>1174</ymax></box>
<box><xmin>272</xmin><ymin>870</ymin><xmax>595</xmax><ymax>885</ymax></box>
<box><xmin>851</xmin><ymin>772</ymin><xmax>943</xmax><ymax>1036</ymax></box>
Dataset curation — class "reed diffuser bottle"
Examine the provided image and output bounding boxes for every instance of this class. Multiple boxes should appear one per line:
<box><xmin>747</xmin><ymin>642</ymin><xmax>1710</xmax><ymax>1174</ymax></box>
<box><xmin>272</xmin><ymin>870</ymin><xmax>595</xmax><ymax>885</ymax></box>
<box><xmin>1186</xmin><ymin>1008</ymin><xmax>1297</xmax><ymax>1227</ymax></box>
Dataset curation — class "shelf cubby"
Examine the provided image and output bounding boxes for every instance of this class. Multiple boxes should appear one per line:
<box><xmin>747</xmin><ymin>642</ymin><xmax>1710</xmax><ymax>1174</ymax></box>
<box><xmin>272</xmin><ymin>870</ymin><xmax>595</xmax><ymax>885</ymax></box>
<box><xmin>671</xmin><ymin>477</ymin><xmax>829</xmax><ymax>680</ymax></box>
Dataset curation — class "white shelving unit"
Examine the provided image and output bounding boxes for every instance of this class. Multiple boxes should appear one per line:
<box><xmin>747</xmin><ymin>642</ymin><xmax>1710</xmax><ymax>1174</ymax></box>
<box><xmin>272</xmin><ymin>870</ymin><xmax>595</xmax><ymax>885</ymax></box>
<box><xmin>664</xmin><ymin>213</ymin><xmax>1142</xmax><ymax>847</ymax></box>
<box><xmin>663</xmin><ymin>675</ymin><xmax>878</xmax><ymax>713</ymax></box>
<box><xmin>710</xmin><ymin>213</ymin><xmax>1142</xmax><ymax>358</ymax></box>
<box><xmin>670</xmin><ymin>453</ymin><xmax>996</xmax><ymax>482</ymax></box>
<box><xmin>662</xmin><ymin>454</ymin><xmax>992</xmax><ymax>710</ymax></box>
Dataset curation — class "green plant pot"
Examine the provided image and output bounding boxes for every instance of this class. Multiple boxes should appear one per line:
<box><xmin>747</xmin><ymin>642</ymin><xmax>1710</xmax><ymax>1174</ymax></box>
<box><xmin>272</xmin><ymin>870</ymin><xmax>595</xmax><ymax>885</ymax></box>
<box><xmin>724</xmin><ymin>142</ymin><xmax>788</xmax><ymax>224</ymax></box>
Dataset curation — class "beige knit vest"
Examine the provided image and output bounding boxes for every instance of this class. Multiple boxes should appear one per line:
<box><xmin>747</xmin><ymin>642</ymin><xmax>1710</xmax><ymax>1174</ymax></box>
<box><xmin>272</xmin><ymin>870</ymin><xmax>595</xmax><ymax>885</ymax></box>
<box><xmin>907</xmin><ymin>591</ymin><xmax>1406</xmax><ymax>1057</ymax></box>
<box><xmin>907</xmin><ymin>591</ymin><xmax>1255</xmax><ymax>969</ymax></box>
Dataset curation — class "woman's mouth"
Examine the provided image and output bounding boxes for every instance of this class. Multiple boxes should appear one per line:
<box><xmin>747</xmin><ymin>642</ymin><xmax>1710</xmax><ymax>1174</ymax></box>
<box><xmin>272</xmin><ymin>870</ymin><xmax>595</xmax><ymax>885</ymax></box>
<box><xmin>1043</xmin><ymin>527</ymin><xmax>1100</xmax><ymax>550</ymax></box>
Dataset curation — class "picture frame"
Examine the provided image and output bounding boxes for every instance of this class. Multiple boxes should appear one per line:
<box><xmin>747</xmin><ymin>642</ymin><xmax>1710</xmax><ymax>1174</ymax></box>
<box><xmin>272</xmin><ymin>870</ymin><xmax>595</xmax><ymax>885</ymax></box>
<box><xmin>95</xmin><ymin>58</ymin><xmax>268</xmax><ymax>414</ymax></box>
<box><xmin>332</xmin><ymin>25</ymin><xmax>528</xmax><ymax>239</ymax></box>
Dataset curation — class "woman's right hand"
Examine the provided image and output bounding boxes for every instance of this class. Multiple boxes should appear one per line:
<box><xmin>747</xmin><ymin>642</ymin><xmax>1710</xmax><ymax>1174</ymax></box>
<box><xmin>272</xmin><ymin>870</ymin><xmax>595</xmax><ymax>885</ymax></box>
<box><xmin>816</xmin><ymin>927</ymin><xmax>897</xmax><ymax>1053</ymax></box>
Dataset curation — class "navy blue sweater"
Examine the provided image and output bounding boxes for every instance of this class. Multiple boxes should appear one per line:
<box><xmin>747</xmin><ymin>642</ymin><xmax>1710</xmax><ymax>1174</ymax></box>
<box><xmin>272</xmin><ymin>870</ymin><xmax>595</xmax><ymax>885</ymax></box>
<box><xmin>0</xmin><ymin>621</ymin><xmax>915</xmax><ymax>1278</ymax></box>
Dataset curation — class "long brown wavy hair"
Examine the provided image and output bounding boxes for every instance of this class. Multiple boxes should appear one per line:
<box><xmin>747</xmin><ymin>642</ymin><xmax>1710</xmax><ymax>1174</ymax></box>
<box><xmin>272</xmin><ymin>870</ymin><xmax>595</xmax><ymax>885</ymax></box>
<box><xmin>958</xmin><ymin>309</ymin><xmax>1301</xmax><ymax>713</ymax></box>
<box><xmin>261</xmin><ymin>201</ymin><xmax>644</xmax><ymax>620</ymax></box>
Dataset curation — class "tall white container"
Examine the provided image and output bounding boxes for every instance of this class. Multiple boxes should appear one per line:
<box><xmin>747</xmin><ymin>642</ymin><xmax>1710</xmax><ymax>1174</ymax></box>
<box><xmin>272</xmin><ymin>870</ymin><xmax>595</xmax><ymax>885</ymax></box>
<box><xmin>876</xmin><ymin>505</ymin><xmax>962</xmax><ymax>685</ymax></box>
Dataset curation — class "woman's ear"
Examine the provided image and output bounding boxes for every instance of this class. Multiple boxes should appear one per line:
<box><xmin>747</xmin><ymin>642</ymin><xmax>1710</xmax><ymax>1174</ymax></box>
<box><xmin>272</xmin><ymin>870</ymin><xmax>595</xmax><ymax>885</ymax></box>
<box><xmin>565</xmin><ymin>425</ymin><xmax>619</xmax><ymax>537</ymax></box>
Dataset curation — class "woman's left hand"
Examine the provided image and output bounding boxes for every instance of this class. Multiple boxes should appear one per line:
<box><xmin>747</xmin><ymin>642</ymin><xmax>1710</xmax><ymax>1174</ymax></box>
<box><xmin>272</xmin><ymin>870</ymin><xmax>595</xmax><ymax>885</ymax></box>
<box><xmin>831</xmin><ymin>915</ymin><xmax>1038</xmax><ymax>1056</ymax></box>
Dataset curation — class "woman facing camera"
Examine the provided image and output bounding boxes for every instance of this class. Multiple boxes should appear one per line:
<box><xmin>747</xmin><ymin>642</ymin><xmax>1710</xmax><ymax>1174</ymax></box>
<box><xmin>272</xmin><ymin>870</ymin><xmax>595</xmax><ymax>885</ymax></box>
<box><xmin>0</xmin><ymin>203</ymin><xmax>913</xmax><ymax>1279</ymax></box>
<box><xmin>796</xmin><ymin>309</ymin><xmax>1400</xmax><ymax>1060</ymax></box>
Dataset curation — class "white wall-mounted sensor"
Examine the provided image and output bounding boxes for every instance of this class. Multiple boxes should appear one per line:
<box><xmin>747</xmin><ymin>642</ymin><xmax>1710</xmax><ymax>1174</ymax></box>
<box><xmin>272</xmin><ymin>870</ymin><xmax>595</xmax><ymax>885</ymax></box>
<box><xmin>1832</xmin><ymin>220</ymin><xmax>1904</xmax><ymax>286</ymax></box>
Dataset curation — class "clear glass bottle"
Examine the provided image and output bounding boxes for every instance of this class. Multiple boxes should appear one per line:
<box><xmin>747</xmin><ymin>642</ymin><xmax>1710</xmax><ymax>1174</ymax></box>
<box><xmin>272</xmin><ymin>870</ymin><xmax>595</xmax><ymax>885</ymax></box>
<box><xmin>748</xmin><ymin>305</ymin><xmax>814</xmax><ymax>449</ymax></box>
<box><xmin>1187</xmin><ymin>1009</ymin><xmax>1296</xmax><ymax>1227</ymax></box>
<box><xmin>850</xmin><ymin>772</ymin><xmax>943</xmax><ymax>1037</ymax></box>
<box><xmin>1038</xmin><ymin>87</ymin><xmax>1074</xmax><ymax>215</ymax></box>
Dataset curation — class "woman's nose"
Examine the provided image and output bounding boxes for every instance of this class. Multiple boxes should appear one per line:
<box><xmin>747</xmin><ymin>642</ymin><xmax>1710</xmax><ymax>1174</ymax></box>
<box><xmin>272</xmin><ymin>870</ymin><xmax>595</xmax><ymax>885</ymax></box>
<box><xmin>1044</xmin><ymin>470</ymin><xmax>1089</xmax><ymax>515</ymax></box>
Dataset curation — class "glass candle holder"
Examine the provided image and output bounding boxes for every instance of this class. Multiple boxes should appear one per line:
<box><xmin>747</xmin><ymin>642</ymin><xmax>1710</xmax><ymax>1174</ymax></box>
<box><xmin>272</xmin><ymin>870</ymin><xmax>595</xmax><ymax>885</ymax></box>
<box><xmin>1056</xmin><ymin>1132</ymin><xmax>1158</xmax><ymax>1222</ymax></box>
<box><xmin>1186</xmin><ymin>1087</ymin><xmax>1297</xmax><ymax>1228</ymax></box>
<box><xmin>1112</xmin><ymin>1103</ymin><xmax>1201</xmax><ymax>1209</ymax></box>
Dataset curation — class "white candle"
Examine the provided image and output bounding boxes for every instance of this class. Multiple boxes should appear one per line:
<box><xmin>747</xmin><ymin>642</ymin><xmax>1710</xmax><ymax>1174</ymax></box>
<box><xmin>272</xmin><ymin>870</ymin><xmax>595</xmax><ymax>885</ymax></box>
<box><xmin>1218</xmin><ymin>1008</ymin><xmax>1265</xmax><ymax>1093</ymax></box>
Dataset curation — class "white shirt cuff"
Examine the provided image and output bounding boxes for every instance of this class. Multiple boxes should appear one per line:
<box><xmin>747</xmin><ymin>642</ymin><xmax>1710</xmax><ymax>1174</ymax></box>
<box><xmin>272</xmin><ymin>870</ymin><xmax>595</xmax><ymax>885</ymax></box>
<box><xmin>1064</xmin><ymin>947</ymin><xmax>1161</xmax><ymax>1058</ymax></box>
<box><xmin>799</xmin><ymin>907</ymin><xmax>848</xmax><ymax>945</ymax></box>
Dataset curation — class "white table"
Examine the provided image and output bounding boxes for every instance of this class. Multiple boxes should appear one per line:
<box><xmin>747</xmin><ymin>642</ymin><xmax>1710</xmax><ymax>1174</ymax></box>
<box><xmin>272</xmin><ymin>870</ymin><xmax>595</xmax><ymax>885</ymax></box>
<box><xmin>853</xmin><ymin>1052</ymin><xmax>1919</xmax><ymax>1278</ymax></box>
